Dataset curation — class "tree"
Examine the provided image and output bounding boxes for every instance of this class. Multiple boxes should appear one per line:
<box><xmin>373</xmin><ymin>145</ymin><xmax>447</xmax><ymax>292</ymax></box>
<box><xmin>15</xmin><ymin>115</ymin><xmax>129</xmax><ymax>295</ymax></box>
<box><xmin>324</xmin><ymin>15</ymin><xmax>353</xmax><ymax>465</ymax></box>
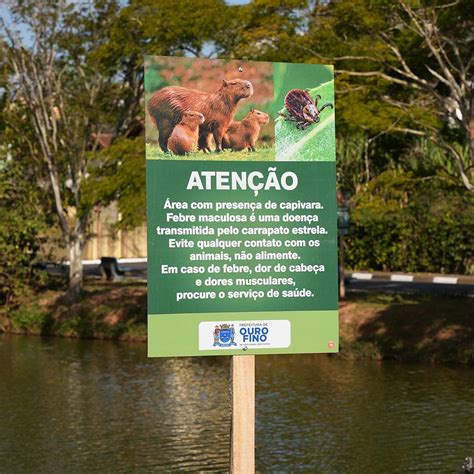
<box><xmin>0</xmin><ymin>0</ymin><xmax>129</xmax><ymax>300</ymax></box>
<box><xmin>216</xmin><ymin>0</ymin><xmax>309</xmax><ymax>62</ymax></box>
<box><xmin>304</xmin><ymin>0</ymin><xmax>473</xmax><ymax>191</ymax></box>
<box><xmin>82</xmin><ymin>137</ymin><xmax>146</xmax><ymax>230</ymax></box>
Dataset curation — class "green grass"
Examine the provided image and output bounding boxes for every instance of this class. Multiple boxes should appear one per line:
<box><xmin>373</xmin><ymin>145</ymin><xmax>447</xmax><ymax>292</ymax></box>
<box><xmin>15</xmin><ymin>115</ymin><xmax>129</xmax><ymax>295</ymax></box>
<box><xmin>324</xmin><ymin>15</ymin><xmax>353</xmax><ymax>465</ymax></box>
<box><xmin>9</xmin><ymin>306</ymin><xmax>51</xmax><ymax>334</ymax></box>
<box><xmin>146</xmin><ymin>143</ymin><xmax>275</xmax><ymax>161</ymax></box>
<box><xmin>2</xmin><ymin>282</ymin><xmax>147</xmax><ymax>342</ymax></box>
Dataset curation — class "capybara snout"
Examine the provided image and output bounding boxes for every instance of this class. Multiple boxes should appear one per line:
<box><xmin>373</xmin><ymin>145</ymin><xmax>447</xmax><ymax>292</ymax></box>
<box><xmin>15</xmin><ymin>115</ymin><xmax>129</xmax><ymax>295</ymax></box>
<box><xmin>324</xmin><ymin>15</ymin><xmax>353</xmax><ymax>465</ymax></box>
<box><xmin>182</xmin><ymin>110</ymin><xmax>205</xmax><ymax>126</ymax></box>
<box><xmin>223</xmin><ymin>79</ymin><xmax>254</xmax><ymax>100</ymax></box>
<box><xmin>250</xmin><ymin>109</ymin><xmax>270</xmax><ymax>124</ymax></box>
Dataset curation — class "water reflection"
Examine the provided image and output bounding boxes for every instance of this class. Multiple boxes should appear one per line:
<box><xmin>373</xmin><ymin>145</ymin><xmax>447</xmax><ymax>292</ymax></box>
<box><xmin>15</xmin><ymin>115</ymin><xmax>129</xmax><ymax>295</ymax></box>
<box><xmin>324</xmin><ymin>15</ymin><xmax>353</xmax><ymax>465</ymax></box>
<box><xmin>0</xmin><ymin>336</ymin><xmax>230</xmax><ymax>472</ymax></box>
<box><xmin>256</xmin><ymin>355</ymin><xmax>473</xmax><ymax>472</ymax></box>
<box><xmin>0</xmin><ymin>335</ymin><xmax>472</xmax><ymax>473</ymax></box>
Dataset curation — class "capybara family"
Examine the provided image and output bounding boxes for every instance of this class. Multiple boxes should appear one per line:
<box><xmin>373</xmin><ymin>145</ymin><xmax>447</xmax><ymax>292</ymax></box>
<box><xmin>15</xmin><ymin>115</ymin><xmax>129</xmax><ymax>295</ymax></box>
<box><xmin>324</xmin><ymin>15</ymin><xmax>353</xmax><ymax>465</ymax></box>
<box><xmin>167</xmin><ymin>110</ymin><xmax>205</xmax><ymax>155</ymax></box>
<box><xmin>147</xmin><ymin>79</ymin><xmax>254</xmax><ymax>152</ymax></box>
<box><xmin>223</xmin><ymin>109</ymin><xmax>269</xmax><ymax>152</ymax></box>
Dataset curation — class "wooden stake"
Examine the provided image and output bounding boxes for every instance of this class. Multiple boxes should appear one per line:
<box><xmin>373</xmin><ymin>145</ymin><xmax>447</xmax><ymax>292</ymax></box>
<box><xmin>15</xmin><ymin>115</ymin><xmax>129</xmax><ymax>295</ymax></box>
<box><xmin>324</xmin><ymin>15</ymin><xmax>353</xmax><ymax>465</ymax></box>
<box><xmin>339</xmin><ymin>235</ymin><xmax>346</xmax><ymax>299</ymax></box>
<box><xmin>230</xmin><ymin>355</ymin><xmax>255</xmax><ymax>474</ymax></box>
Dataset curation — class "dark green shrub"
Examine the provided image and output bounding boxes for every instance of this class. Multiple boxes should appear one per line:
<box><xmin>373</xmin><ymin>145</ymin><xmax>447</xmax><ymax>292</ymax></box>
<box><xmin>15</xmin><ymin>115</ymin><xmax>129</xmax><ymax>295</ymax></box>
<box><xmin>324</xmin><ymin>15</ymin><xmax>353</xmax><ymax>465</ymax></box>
<box><xmin>345</xmin><ymin>171</ymin><xmax>473</xmax><ymax>274</ymax></box>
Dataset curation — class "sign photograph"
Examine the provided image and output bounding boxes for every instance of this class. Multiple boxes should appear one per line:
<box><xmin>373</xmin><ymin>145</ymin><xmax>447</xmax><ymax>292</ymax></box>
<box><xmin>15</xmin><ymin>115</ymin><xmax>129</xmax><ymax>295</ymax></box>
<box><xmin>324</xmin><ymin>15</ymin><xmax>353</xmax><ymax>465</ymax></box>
<box><xmin>145</xmin><ymin>56</ymin><xmax>338</xmax><ymax>357</ymax></box>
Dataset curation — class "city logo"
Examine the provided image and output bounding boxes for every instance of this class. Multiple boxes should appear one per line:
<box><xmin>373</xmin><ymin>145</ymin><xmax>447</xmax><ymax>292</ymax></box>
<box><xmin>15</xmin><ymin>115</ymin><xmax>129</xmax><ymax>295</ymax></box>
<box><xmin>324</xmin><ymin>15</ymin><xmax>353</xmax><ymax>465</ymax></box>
<box><xmin>213</xmin><ymin>323</ymin><xmax>236</xmax><ymax>347</ymax></box>
<box><xmin>240</xmin><ymin>325</ymin><xmax>269</xmax><ymax>343</ymax></box>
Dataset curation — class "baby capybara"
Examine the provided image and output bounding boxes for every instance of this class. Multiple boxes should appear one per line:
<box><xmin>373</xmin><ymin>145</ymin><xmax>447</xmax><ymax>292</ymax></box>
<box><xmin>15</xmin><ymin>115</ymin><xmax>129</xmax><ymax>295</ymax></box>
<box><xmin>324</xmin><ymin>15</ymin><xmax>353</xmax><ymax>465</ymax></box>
<box><xmin>147</xmin><ymin>79</ymin><xmax>253</xmax><ymax>153</ymax></box>
<box><xmin>222</xmin><ymin>109</ymin><xmax>270</xmax><ymax>152</ymax></box>
<box><xmin>167</xmin><ymin>110</ymin><xmax>205</xmax><ymax>155</ymax></box>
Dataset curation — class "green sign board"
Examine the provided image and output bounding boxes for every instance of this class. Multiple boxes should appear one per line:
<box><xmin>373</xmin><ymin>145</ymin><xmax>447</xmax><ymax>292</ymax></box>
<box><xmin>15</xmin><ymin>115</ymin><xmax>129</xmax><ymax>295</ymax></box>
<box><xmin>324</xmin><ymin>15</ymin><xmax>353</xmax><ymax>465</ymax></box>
<box><xmin>146</xmin><ymin>56</ymin><xmax>338</xmax><ymax>357</ymax></box>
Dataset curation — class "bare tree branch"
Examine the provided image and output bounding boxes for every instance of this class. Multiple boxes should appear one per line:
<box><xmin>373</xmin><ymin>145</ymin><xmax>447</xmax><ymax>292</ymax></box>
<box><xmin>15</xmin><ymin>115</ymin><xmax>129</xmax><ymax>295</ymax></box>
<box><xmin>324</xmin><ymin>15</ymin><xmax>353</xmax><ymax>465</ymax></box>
<box><xmin>332</xmin><ymin>0</ymin><xmax>473</xmax><ymax>190</ymax></box>
<box><xmin>334</xmin><ymin>69</ymin><xmax>419</xmax><ymax>88</ymax></box>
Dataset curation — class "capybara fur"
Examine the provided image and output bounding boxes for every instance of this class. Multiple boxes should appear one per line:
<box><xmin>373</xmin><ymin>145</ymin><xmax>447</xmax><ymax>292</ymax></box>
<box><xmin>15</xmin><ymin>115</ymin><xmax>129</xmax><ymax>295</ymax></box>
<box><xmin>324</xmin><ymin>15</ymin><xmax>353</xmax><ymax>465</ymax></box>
<box><xmin>147</xmin><ymin>79</ymin><xmax>253</xmax><ymax>152</ymax></box>
<box><xmin>167</xmin><ymin>110</ymin><xmax>205</xmax><ymax>155</ymax></box>
<box><xmin>222</xmin><ymin>109</ymin><xmax>270</xmax><ymax>152</ymax></box>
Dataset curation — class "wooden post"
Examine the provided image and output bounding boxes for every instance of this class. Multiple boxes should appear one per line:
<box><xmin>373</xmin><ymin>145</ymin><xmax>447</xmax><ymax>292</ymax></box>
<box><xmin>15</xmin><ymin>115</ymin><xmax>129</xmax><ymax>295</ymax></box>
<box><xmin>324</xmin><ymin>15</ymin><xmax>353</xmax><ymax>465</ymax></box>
<box><xmin>339</xmin><ymin>235</ymin><xmax>346</xmax><ymax>299</ymax></box>
<box><xmin>230</xmin><ymin>355</ymin><xmax>255</xmax><ymax>474</ymax></box>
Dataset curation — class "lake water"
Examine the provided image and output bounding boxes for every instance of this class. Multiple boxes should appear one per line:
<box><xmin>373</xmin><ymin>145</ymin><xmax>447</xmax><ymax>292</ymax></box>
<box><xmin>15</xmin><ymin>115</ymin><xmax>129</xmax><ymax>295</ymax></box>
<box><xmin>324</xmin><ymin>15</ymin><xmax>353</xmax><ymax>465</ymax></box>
<box><xmin>0</xmin><ymin>334</ymin><xmax>472</xmax><ymax>472</ymax></box>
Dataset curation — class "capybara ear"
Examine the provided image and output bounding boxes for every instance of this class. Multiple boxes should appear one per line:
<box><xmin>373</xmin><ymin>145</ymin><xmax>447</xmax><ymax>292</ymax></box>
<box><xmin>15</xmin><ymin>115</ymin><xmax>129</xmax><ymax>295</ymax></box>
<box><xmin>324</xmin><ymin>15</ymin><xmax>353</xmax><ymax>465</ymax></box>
<box><xmin>222</xmin><ymin>79</ymin><xmax>228</xmax><ymax>87</ymax></box>
<box><xmin>250</xmin><ymin>108</ymin><xmax>255</xmax><ymax>113</ymax></box>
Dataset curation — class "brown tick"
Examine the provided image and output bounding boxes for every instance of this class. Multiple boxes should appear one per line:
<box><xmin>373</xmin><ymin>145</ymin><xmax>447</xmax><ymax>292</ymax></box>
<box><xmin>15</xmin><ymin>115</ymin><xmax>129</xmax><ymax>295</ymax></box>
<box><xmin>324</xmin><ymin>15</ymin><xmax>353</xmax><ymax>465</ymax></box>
<box><xmin>279</xmin><ymin>89</ymin><xmax>333</xmax><ymax>130</ymax></box>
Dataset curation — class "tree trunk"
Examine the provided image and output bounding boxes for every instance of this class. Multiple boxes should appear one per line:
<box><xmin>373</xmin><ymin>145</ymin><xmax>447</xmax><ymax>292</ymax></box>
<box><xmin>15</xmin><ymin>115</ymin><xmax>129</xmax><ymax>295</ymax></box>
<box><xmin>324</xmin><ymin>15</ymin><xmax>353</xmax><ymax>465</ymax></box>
<box><xmin>65</xmin><ymin>232</ymin><xmax>85</xmax><ymax>302</ymax></box>
<box><xmin>470</xmin><ymin>112</ymin><xmax>474</xmax><ymax>168</ymax></box>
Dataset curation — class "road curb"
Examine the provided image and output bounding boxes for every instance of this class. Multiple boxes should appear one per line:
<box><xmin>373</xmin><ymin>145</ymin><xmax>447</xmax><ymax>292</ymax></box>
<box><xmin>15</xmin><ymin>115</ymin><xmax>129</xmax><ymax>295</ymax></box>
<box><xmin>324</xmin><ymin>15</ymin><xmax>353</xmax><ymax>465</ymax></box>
<box><xmin>347</xmin><ymin>271</ymin><xmax>474</xmax><ymax>286</ymax></box>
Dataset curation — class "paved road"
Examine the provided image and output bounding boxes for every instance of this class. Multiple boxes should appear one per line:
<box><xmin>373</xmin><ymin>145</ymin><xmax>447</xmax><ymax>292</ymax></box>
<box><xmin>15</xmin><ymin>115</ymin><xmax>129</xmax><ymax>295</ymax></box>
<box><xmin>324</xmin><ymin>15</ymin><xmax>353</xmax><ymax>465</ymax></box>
<box><xmin>71</xmin><ymin>261</ymin><xmax>474</xmax><ymax>297</ymax></box>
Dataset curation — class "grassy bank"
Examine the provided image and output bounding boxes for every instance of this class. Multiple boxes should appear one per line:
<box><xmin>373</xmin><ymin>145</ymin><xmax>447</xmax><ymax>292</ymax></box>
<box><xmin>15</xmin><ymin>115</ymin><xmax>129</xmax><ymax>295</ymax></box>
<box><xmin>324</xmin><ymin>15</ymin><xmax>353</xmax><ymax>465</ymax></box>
<box><xmin>2</xmin><ymin>282</ymin><xmax>147</xmax><ymax>342</ymax></box>
<box><xmin>2</xmin><ymin>283</ymin><xmax>472</xmax><ymax>364</ymax></box>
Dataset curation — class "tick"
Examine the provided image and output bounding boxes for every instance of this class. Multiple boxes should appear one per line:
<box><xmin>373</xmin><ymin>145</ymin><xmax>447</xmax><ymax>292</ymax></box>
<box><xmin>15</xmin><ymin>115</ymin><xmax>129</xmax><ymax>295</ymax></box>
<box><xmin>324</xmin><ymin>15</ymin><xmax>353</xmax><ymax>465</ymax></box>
<box><xmin>279</xmin><ymin>89</ymin><xmax>333</xmax><ymax>130</ymax></box>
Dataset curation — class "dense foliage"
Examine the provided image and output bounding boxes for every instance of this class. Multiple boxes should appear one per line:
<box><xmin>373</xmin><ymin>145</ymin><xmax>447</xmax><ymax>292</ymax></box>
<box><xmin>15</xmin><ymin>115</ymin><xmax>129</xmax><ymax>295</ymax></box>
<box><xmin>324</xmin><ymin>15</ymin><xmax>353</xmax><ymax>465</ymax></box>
<box><xmin>83</xmin><ymin>137</ymin><xmax>146</xmax><ymax>229</ymax></box>
<box><xmin>0</xmin><ymin>161</ymin><xmax>49</xmax><ymax>307</ymax></box>
<box><xmin>345</xmin><ymin>170</ymin><xmax>473</xmax><ymax>274</ymax></box>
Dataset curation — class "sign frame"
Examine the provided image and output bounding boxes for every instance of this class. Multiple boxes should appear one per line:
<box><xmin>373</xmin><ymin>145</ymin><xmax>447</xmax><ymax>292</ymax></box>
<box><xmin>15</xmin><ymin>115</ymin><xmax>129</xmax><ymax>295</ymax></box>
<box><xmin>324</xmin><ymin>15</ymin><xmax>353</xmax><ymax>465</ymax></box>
<box><xmin>145</xmin><ymin>56</ymin><xmax>339</xmax><ymax>358</ymax></box>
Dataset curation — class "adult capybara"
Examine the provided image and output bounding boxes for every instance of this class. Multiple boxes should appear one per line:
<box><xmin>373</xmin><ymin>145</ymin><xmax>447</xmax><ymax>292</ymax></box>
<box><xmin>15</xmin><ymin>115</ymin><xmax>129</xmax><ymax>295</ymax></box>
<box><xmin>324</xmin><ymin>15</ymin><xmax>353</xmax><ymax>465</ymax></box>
<box><xmin>147</xmin><ymin>79</ymin><xmax>253</xmax><ymax>152</ymax></box>
<box><xmin>167</xmin><ymin>110</ymin><xmax>205</xmax><ymax>155</ymax></box>
<box><xmin>222</xmin><ymin>109</ymin><xmax>270</xmax><ymax>152</ymax></box>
